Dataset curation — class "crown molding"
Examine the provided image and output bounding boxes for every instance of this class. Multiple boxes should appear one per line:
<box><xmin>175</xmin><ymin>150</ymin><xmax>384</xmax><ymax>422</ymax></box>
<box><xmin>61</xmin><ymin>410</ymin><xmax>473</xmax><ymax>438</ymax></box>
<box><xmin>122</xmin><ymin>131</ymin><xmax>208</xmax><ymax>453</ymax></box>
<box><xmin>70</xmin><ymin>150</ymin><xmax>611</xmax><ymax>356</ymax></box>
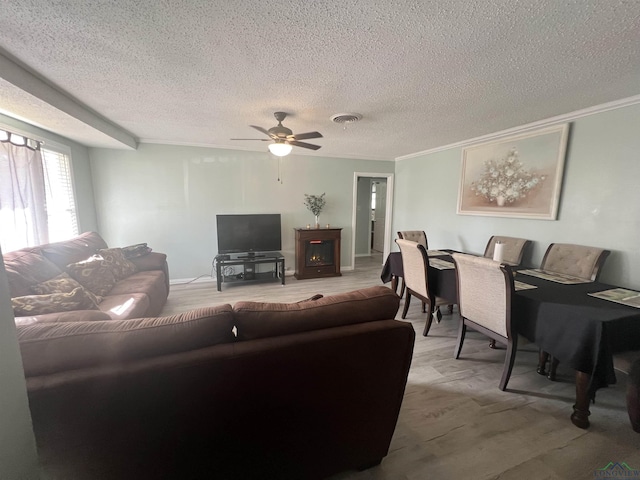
<box><xmin>138</xmin><ymin>138</ymin><xmax>394</xmax><ymax>162</ymax></box>
<box><xmin>395</xmin><ymin>94</ymin><xmax>640</xmax><ymax>161</ymax></box>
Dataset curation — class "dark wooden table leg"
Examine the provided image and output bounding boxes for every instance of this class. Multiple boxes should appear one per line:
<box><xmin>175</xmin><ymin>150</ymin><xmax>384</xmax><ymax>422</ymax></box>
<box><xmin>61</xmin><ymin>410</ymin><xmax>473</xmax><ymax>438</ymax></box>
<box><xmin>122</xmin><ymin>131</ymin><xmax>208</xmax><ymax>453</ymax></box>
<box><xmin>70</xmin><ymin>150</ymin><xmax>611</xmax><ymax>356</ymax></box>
<box><xmin>548</xmin><ymin>357</ymin><xmax>560</xmax><ymax>381</ymax></box>
<box><xmin>571</xmin><ymin>371</ymin><xmax>591</xmax><ymax>429</ymax></box>
<box><xmin>537</xmin><ymin>350</ymin><xmax>549</xmax><ymax>376</ymax></box>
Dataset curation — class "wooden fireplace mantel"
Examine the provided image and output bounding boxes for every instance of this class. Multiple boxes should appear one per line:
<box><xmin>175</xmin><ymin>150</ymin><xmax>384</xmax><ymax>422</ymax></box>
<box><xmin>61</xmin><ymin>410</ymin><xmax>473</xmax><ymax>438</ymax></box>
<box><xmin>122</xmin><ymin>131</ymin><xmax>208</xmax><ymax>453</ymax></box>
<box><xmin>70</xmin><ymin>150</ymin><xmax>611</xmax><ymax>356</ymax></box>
<box><xmin>294</xmin><ymin>228</ymin><xmax>342</xmax><ymax>280</ymax></box>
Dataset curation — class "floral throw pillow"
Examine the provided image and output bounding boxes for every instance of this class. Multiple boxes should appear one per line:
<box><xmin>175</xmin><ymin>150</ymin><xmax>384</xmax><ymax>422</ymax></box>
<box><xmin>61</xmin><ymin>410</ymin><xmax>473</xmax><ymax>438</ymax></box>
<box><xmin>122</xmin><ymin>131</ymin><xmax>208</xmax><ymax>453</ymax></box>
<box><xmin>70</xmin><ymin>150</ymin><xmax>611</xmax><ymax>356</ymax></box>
<box><xmin>66</xmin><ymin>255</ymin><xmax>117</xmax><ymax>296</ymax></box>
<box><xmin>97</xmin><ymin>248</ymin><xmax>138</xmax><ymax>281</ymax></box>
<box><xmin>31</xmin><ymin>272</ymin><xmax>103</xmax><ymax>305</ymax></box>
<box><xmin>12</xmin><ymin>287</ymin><xmax>99</xmax><ymax>316</ymax></box>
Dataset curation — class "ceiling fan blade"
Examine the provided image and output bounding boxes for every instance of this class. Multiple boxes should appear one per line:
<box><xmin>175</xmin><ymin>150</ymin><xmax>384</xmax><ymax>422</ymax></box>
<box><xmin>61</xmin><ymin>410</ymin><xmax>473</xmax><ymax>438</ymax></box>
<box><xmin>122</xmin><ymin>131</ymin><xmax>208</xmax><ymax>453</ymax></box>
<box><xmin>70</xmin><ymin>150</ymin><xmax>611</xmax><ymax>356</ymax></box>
<box><xmin>289</xmin><ymin>140</ymin><xmax>321</xmax><ymax>150</ymax></box>
<box><xmin>250</xmin><ymin>125</ymin><xmax>273</xmax><ymax>137</ymax></box>
<box><xmin>291</xmin><ymin>131</ymin><xmax>323</xmax><ymax>141</ymax></box>
<box><xmin>230</xmin><ymin>138</ymin><xmax>270</xmax><ymax>141</ymax></box>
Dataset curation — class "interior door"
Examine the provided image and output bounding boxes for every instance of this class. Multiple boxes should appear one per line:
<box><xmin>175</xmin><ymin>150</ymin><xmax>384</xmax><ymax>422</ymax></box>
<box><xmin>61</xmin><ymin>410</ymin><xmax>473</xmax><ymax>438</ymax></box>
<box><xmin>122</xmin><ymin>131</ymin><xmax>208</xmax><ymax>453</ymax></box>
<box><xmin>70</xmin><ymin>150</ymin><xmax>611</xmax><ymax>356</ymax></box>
<box><xmin>372</xmin><ymin>181</ymin><xmax>386</xmax><ymax>252</ymax></box>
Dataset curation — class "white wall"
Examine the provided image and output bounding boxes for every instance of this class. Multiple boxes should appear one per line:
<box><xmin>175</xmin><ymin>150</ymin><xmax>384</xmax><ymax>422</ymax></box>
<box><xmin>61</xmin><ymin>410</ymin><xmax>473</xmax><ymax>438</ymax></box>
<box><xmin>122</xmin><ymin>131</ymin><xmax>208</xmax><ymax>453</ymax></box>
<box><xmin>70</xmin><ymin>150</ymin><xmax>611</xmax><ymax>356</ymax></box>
<box><xmin>393</xmin><ymin>103</ymin><xmax>640</xmax><ymax>289</ymax></box>
<box><xmin>0</xmin><ymin>248</ymin><xmax>40</xmax><ymax>479</ymax></box>
<box><xmin>89</xmin><ymin>144</ymin><xmax>395</xmax><ymax>279</ymax></box>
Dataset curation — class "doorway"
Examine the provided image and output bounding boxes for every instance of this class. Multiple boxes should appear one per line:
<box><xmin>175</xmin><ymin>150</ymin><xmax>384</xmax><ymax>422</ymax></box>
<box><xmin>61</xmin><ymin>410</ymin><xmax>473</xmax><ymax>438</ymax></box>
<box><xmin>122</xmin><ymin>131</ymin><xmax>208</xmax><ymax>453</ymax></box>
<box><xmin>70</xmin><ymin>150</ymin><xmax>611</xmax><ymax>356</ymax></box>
<box><xmin>351</xmin><ymin>172</ymin><xmax>394</xmax><ymax>269</ymax></box>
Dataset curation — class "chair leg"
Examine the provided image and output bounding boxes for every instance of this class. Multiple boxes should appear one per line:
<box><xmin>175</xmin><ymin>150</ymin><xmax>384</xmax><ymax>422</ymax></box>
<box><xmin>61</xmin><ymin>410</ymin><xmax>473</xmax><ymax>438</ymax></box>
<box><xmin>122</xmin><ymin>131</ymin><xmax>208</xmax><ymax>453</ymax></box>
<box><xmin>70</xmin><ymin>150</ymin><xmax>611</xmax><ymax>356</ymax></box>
<box><xmin>399</xmin><ymin>279</ymin><xmax>405</xmax><ymax>299</ymax></box>
<box><xmin>401</xmin><ymin>291</ymin><xmax>411</xmax><ymax>319</ymax></box>
<box><xmin>423</xmin><ymin>299</ymin><xmax>434</xmax><ymax>336</ymax></box>
<box><xmin>454</xmin><ymin>319</ymin><xmax>466</xmax><ymax>358</ymax></box>
<box><xmin>499</xmin><ymin>335</ymin><xmax>518</xmax><ymax>391</ymax></box>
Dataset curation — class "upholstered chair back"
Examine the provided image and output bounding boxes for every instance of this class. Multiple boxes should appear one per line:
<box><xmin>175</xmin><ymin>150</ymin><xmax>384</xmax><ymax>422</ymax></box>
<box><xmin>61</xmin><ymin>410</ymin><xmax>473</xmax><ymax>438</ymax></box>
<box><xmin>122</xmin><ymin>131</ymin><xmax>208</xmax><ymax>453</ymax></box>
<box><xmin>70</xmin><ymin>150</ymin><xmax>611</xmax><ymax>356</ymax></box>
<box><xmin>395</xmin><ymin>239</ymin><xmax>429</xmax><ymax>299</ymax></box>
<box><xmin>483</xmin><ymin>236</ymin><xmax>531</xmax><ymax>266</ymax></box>
<box><xmin>397</xmin><ymin>231</ymin><xmax>428</xmax><ymax>249</ymax></box>
<box><xmin>452</xmin><ymin>253</ymin><xmax>512</xmax><ymax>339</ymax></box>
<box><xmin>540</xmin><ymin>243</ymin><xmax>610</xmax><ymax>281</ymax></box>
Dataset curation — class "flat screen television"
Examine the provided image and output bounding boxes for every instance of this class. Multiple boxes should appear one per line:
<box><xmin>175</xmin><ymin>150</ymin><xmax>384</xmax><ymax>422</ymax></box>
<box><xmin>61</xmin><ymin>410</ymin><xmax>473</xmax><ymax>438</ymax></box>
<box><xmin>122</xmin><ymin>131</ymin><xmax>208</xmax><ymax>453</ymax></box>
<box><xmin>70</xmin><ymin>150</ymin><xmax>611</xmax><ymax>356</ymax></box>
<box><xmin>216</xmin><ymin>214</ymin><xmax>282</xmax><ymax>255</ymax></box>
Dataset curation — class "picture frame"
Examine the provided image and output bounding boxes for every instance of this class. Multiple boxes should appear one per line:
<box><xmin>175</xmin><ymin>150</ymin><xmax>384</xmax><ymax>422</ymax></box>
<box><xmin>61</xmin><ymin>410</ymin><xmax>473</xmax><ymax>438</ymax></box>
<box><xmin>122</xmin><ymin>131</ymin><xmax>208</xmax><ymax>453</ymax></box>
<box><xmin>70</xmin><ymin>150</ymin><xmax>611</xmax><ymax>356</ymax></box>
<box><xmin>457</xmin><ymin>124</ymin><xmax>570</xmax><ymax>220</ymax></box>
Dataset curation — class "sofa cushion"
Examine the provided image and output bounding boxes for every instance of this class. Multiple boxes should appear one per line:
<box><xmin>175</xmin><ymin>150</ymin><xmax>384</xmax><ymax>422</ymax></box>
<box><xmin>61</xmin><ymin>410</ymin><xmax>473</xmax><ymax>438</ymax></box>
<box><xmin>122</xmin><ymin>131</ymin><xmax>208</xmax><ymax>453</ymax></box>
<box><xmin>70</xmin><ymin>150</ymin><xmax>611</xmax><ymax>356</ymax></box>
<box><xmin>39</xmin><ymin>231</ymin><xmax>108</xmax><ymax>270</ymax></box>
<box><xmin>108</xmin><ymin>270</ymin><xmax>168</xmax><ymax>316</ymax></box>
<box><xmin>66</xmin><ymin>255</ymin><xmax>117</xmax><ymax>296</ymax></box>
<box><xmin>3</xmin><ymin>250</ymin><xmax>63</xmax><ymax>298</ymax></box>
<box><xmin>17</xmin><ymin>305</ymin><xmax>236</xmax><ymax>377</ymax></box>
<box><xmin>31</xmin><ymin>272</ymin><xmax>102</xmax><ymax>304</ymax></box>
<box><xmin>14</xmin><ymin>310</ymin><xmax>112</xmax><ymax>327</ymax></box>
<box><xmin>98</xmin><ymin>293</ymin><xmax>151</xmax><ymax>320</ymax></box>
<box><xmin>234</xmin><ymin>286</ymin><xmax>400</xmax><ymax>341</ymax></box>
<box><xmin>12</xmin><ymin>287</ymin><xmax>100</xmax><ymax>316</ymax></box>
<box><xmin>97</xmin><ymin>247</ymin><xmax>138</xmax><ymax>281</ymax></box>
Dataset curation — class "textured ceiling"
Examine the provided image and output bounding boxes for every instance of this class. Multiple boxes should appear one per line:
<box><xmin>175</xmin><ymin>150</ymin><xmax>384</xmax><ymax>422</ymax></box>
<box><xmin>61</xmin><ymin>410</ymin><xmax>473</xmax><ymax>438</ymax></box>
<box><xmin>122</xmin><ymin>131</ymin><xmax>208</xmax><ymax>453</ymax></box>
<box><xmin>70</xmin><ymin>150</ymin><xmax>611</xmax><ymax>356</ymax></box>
<box><xmin>0</xmin><ymin>1</ymin><xmax>639</xmax><ymax>160</ymax></box>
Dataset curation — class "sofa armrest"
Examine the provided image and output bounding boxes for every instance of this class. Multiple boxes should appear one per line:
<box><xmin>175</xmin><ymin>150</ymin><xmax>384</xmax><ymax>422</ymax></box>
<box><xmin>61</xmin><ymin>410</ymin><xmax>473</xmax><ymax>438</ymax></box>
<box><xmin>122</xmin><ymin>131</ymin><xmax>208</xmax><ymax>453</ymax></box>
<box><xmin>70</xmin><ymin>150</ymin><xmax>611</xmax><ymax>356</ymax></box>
<box><xmin>129</xmin><ymin>252</ymin><xmax>169</xmax><ymax>290</ymax></box>
<box><xmin>129</xmin><ymin>252</ymin><xmax>166</xmax><ymax>271</ymax></box>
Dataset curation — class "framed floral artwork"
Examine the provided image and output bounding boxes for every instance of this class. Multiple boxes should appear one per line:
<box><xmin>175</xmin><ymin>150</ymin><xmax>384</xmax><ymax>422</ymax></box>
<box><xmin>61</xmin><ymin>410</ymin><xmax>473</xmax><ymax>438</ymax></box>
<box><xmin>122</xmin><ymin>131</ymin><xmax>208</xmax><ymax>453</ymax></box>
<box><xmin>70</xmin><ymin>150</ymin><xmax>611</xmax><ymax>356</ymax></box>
<box><xmin>457</xmin><ymin>124</ymin><xmax>570</xmax><ymax>219</ymax></box>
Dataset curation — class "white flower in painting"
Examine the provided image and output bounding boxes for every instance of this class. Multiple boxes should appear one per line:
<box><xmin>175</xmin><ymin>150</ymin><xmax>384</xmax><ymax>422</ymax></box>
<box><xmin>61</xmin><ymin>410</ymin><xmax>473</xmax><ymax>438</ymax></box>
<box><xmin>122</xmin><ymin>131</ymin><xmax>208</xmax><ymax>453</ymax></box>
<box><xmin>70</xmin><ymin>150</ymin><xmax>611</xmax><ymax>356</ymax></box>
<box><xmin>470</xmin><ymin>148</ymin><xmax>545</xmax><ymax>205</ymax></box>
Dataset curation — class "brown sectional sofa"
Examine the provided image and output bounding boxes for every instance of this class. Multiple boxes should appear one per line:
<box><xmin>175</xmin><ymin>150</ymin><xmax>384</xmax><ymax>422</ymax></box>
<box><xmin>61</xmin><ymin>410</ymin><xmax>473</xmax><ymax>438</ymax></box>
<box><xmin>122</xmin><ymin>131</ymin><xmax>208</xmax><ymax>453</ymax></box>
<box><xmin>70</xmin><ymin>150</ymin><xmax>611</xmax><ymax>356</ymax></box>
<box><xmin>18</xmin><ymin>286</ymin><xmax>415</xmax><ymax>480</ymax></box>
<box><xmin>4</xmin><ymin>232</ymin><xmax>169</xmax><ymax>325</ymax></box>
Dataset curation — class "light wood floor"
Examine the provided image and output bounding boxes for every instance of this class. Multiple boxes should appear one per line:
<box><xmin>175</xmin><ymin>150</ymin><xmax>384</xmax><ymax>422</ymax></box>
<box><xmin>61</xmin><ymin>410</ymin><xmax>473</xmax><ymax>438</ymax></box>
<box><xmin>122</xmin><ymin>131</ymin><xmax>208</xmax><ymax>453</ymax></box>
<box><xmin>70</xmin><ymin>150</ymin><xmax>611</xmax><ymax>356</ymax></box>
<box><xmin>162</xmin><ymin>254</ymin><xmax>640</xmax><ymax>480</ymax></box>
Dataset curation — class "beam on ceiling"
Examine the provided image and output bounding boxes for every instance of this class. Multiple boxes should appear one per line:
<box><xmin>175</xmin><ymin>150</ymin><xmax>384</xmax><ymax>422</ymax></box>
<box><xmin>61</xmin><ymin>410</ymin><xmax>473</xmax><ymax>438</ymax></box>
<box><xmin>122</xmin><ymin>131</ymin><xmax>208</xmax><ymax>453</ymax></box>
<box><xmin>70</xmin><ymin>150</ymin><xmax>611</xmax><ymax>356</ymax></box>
<box><xmin>0</xmin><ymin>52</ymin><xmax>137</xmax><ymax>149</ymax></box>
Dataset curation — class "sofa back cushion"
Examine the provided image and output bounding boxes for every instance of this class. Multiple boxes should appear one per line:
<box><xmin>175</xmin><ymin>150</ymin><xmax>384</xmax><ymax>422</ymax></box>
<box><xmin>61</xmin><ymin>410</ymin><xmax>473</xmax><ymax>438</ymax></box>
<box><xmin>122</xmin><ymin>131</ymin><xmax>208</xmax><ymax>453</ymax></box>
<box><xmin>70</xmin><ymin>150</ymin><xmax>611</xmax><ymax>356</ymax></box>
<box><xmin>234</xmin><ymin>286</ymin><xmax>400</xmax><ymax>341</ymax></box>
<box><xmin>18</xmin><ymin>305</ymin><xmax>235</xmax><ymax>377</ymax></box>
<box><xmin>39</xmin><ymin>231</ymin><xmax>108</xmax><ymax>270</ymax></box>
<box><xmin>3</xmin><ymin>250</ymin><xmax>63</xmax><ymax>298</ymax></box>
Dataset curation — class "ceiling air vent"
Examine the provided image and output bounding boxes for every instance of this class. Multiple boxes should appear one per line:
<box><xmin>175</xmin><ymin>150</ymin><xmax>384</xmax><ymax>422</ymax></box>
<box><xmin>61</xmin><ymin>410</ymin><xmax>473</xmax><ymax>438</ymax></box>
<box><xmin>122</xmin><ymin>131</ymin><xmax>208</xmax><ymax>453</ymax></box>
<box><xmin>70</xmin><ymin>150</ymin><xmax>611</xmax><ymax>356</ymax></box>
<box><xmin>330</xmin><ymin>113</ymin><xmax>362</xmax><ymax>124</ymax></box>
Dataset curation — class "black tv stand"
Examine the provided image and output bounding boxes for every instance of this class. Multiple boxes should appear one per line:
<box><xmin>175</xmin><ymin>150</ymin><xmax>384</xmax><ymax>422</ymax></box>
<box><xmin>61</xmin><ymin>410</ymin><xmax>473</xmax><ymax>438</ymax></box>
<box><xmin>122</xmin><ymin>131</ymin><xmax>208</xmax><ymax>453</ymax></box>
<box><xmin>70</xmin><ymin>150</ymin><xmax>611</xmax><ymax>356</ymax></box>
<box><xmin>214</xmin><ymin>252</ymin><xmax>285</xmax><ymax>291</ymax></box>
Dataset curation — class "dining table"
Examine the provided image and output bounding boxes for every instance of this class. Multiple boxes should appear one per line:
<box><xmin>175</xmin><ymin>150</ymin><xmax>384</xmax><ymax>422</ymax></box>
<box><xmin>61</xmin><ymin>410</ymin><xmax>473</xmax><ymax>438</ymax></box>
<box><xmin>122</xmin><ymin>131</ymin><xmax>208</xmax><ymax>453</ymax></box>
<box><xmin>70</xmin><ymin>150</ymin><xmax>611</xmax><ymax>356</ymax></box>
<box><xmin>381</xmin><ymin>250</ymin><xmax>640</xmax><ymax>428</ymax></box>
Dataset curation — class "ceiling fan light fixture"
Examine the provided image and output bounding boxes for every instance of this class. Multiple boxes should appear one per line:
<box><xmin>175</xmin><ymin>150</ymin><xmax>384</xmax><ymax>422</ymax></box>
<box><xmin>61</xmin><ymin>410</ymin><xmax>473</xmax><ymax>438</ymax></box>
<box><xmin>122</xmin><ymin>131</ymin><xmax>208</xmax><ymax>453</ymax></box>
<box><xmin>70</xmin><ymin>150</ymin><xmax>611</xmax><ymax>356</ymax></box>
<box><xmin>268</xmin><ymin>142</ymin><xmax>292</xmax><ymax>157</ymax></box>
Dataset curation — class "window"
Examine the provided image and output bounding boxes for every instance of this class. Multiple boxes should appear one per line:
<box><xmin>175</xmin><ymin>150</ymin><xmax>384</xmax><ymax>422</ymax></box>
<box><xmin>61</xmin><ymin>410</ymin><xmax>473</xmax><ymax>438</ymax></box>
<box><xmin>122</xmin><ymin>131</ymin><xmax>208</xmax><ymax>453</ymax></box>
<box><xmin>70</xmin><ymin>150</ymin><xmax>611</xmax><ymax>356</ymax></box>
<box><xmin>42</xmin><ymin>147</ymin><xmax>79</xmax><ymax>242</ymax></box>
<box><xmin>0</xmin><ymin>127</ymin><xmax>79</xmax><ymax>252</ymax></box>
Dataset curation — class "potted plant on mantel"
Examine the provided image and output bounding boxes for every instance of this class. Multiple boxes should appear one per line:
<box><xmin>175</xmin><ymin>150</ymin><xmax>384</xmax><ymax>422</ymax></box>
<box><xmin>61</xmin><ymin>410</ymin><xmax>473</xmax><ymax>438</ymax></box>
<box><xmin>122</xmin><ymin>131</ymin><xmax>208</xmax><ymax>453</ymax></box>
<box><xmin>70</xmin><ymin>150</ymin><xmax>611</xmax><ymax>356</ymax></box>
<box><xmin>304</xmin><ymin>193</ymin><xmax>326</xmax><ymax>228</ymax></box>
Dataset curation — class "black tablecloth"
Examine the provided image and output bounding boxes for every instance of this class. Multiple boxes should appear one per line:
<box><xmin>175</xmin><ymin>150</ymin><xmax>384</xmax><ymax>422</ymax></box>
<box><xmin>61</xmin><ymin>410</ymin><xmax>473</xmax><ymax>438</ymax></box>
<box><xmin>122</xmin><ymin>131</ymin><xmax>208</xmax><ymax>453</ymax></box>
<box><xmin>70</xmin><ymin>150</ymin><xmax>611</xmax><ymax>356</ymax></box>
<box><xmin>381</xmin><ymin>251</ymin><xmax>640</xmax><ymax>392</ymax></box>
<box><xmin>512</xmin><ymin>273</ymin><xmax>640</xmax><ymax>390</ymax></box>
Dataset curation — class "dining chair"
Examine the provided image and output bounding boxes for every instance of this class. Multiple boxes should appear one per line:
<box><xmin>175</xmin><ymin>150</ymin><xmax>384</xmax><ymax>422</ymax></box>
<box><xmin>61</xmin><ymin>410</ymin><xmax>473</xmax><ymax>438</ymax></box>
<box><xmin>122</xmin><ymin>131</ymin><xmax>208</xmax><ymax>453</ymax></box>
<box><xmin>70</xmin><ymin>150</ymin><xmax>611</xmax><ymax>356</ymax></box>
<box><xmin>537</xmin><ymin>243</ymin><xmax>612</xmax><ymax>380</ymax></box>
<box><xmin>483</xmin><ymin>236</ymin><xmax>532</xmax><ymax>349</ymax></box>
<box><xmin>540</xmin><ymin>243</ymin><xmax>611</xmax><ymax>281</ymax></box>
<box><xmin>395</xmin><ymin>238</ymin><xmax>449</xmax><ymax>336</ymax></box>
<box><xmin>396</xmin><ymin>231</ymin><xmax>428</xmax><ymax>298</ymax></box>
<box><xmin>483</xmin><ymin>236</ymin><xmax>532</xmax><ymax>266</ymax></box>
<box><xmin>452</xmin><ymin>253</ymin><xmax>518</xmax><ymax>391</ymax></box>
<box><xmin>397</xmin><ymin>230</ymin><xmax>428</xmax><ymax>248</ymax></box>
<box><xmin>614</xmin><ymin>351</ymin><xmax>640</xmax><ymax>433</ymax></box>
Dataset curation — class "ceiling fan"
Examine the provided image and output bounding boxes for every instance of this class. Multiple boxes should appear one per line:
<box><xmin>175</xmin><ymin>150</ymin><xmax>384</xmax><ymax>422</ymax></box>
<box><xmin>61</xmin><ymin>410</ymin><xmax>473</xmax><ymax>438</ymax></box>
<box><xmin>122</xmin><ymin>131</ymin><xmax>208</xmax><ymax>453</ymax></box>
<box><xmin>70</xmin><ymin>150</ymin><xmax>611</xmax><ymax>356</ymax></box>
<box><xmin>231</xmin><ymin>112</ymin><xmax>323</xmax><ymax>156</ymax></box>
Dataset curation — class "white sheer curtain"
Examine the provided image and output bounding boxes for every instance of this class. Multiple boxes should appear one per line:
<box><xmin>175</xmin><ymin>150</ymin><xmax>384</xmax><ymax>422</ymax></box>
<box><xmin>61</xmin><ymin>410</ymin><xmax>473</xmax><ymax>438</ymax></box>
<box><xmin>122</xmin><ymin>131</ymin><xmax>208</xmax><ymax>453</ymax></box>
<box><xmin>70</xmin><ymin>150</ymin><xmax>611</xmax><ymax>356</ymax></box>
<box><xmin>0</xmin><ymin>132</ymin><xmax>48</xmax><ymax>252</ymax></box>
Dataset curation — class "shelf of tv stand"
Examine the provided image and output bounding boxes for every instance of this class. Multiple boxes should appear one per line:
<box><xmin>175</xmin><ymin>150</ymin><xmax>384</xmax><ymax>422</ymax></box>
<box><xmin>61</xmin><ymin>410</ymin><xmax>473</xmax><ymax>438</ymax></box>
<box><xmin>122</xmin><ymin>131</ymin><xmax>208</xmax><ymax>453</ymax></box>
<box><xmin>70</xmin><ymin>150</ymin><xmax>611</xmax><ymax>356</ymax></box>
<box><xmin>214</xmin><ymin>252</ymin><xmax>285</xmax><ymax>292</ymax></box>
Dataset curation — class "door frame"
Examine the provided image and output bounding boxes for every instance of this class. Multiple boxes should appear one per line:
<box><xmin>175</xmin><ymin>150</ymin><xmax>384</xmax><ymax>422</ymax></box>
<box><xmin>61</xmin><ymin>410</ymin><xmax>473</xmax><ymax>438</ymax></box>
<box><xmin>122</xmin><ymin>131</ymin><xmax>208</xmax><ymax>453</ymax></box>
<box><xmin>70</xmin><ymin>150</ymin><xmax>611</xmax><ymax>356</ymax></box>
<box><xmin>351</xmin><ymin>172</ymin><xmax>394</xmax><ymax>268</ymax></box>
